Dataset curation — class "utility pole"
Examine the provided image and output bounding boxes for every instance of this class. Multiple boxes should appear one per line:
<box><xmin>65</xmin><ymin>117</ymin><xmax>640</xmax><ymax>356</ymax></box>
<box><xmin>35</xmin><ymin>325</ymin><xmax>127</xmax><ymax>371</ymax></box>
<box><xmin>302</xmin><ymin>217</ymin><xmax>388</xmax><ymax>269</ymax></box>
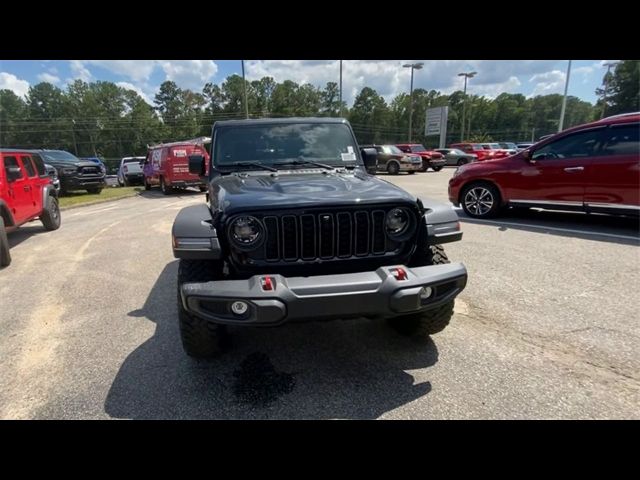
<box><xmin>403</xmin><ymin>62</ymin><xmax>424</xmax><ymax>142</ymax></box>
<box><xmin>241</xmin><ymin>60</ymin><xmax>249</xmax><ymax>119</ymax></box>
<box><xmin>601</xmin><ymin>61</ymin><xmax>620</xmax><ymax>118</ymax></box>
<box><xmin>558</xmin><ymin>60</ymin><xmax>572</xmax><ymax>132</ymax></box>
<box><xmin>339</xmin><ymin>60</ymin><xmax>343</xmax><ymax>117</ymax></box>
<box><xmin>458</xmin><ymin>71</ymin><xmax>477</xmax><ymax>142</ymax></box>
<box><xmin>71</xmin><ymin>119</ymin><xmax>78</xmax><ymax>155</ymax></box>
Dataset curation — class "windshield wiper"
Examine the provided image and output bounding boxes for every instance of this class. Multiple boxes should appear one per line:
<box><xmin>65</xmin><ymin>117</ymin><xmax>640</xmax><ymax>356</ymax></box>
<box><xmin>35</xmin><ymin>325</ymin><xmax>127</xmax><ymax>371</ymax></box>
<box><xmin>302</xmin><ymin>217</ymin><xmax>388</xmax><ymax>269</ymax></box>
<box><xmin>273</xmin><ymin>159</ymin><xmax>337</xmax><ymax>170</ymax></box>
<box><xmin>225</xmin><ymin>162</ymin><xmax>278</xmax><ymax>172</ymax></box>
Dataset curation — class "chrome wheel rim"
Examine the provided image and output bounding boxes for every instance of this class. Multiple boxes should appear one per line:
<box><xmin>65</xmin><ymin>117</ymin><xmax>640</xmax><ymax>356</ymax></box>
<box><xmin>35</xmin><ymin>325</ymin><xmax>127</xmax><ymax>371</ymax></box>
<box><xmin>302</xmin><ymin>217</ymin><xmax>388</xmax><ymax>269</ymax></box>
<box><xmin>464</xmin><ymin>187</ymin><xmax>494</xmax><ymax>216</ymax></box>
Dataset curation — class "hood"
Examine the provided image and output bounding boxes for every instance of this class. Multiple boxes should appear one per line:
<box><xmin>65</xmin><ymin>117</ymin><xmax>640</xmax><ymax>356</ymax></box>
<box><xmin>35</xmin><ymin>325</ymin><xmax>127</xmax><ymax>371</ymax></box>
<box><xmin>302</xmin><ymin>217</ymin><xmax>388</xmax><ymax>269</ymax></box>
<box><xmin>210</xmin><ymin>169</ymin><xmax>416</xmax><ymax>215</ymax></box>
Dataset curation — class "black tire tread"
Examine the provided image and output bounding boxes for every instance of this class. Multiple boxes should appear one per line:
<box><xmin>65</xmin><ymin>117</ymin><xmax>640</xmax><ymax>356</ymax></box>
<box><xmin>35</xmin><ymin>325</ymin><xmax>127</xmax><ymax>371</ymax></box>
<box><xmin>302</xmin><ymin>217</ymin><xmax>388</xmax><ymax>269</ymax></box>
<box><xmin>40</xmin><ymin>196</ymin><xmax>61</xmax><ymax>231</ymax></box>
<box><xmin>0</xmin><ymin>217</ymin><xmax>11</xmax><ymax>267</ymax></box>
<box><xmin>177</xmin><ymin>259</ymin><xmax>225</xmax><ymax>358</ymax></box>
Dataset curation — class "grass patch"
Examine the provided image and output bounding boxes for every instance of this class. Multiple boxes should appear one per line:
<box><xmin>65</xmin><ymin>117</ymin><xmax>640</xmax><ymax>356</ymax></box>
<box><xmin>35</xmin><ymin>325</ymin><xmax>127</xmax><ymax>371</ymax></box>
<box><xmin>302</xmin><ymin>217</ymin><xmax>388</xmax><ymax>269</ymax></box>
<box><xmin>59</xmin><ymin>186</ymin><xmax>144</xmax><ymax>209</ymax></box>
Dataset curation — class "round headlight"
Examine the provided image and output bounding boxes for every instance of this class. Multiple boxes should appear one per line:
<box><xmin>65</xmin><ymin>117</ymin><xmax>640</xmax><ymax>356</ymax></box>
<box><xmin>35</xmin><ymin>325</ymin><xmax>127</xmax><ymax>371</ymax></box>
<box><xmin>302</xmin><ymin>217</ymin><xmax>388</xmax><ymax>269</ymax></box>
<box><xmin>386</xmin><ymin>208</ymin><xmax>410</xmax><ymax>236</ymax></box>
<box><xmin>230</xmin><ymin>216</ymin><xmax>263</xmax><ymax>247</ymax></box>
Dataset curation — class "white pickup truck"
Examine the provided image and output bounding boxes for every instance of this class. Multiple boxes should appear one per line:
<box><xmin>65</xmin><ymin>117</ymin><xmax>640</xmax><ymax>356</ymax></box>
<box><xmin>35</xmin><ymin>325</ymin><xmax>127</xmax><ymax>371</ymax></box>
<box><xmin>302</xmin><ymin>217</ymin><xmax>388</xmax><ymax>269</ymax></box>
<box><xmin>117</xmin><ymin>157</ymin><xmax>146</xmax><ymax>186</ymax></box>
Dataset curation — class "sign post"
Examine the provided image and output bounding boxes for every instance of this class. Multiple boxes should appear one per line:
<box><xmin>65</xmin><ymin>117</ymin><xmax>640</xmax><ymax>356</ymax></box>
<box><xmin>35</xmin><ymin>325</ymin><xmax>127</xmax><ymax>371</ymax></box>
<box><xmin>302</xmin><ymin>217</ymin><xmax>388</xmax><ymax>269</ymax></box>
<box><xmin>425</xmin><ymin>106</ymin><xmax>449</xmax><ymax>148</ymax></box>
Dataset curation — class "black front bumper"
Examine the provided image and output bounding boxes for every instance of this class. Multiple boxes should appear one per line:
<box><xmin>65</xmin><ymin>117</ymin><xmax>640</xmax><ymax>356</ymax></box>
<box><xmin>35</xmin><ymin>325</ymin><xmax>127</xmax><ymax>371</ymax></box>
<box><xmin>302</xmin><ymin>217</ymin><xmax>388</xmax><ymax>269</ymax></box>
<box><xmin>181</xmin><ymin>263</ymin><xmax>467</xmax><ymax>326</ymax></box>
<box><xmin>61</xmin><ymin>176</ymin><xmax>105</xmax><ymax>189</ymax></box>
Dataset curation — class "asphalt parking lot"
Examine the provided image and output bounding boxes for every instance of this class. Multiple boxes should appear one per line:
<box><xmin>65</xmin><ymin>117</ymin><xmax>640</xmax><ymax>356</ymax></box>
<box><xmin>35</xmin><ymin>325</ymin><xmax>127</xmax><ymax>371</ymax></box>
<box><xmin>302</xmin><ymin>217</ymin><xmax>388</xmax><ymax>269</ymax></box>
<box><xmin>1</xmin><ymin>169</ymin><xmax>638</xmax><ymax>419</ymax></box>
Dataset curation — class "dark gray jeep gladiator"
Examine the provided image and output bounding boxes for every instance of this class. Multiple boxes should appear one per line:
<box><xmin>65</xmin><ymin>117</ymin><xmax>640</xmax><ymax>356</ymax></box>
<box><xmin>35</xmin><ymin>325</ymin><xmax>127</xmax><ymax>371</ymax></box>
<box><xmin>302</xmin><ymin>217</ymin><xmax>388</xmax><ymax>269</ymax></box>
<box><xmin>171</xmin><ymin>117</ymin><xmax>467</xmax><ymax>358</ymax></box>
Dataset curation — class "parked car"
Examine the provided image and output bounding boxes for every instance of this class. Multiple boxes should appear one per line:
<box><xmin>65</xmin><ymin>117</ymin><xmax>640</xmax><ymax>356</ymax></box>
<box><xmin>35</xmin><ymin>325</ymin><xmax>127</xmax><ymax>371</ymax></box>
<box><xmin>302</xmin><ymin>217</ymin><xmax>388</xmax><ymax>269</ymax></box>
<box><xmin>36</xmin><ymin>149</ymin><xmax>105</xmax><ymax>195</ymax></box>
<box><xmin>516</xmin><ymin>143</ymin><xmax>535</xmax><ymax>152</ymax></box>
<box><xmin>143</xmin><ymin>138</ymin><xmax>210</xmax><ymax>194</ymax></box>
<box><xmin>80</xmin><ymin>157</ymin><xmax>107</xmax><ymax>175</ymax></box>
<box><xmin>497</xmin><ymin>142</ymin><xmax>518</xmax><ymax>151</ymax></box>
<box><xmin>362</xmin><ymin>144</ymin><xmax>422</xmax><ymax>174</ymax></box>
<box><xmin>171</xmin><ymin>117</ymin><xmax>467</xmax><ymax>358</ymax></box>
<box><xmin>1</xmin><ymin>149</ymin><xmax>61</xmax><ymax>267</ymax></box>
<box><xmin>482</xmin><ymin>143</ymin><xmax>517</xmax><ymax>156</ymax></box>
<box><xmin>434</xmin><ymin>148</ymin><xmax>477</xmax><ymax>166</ymax></box>
<box><xmin>117</xmin><ymin>156</ymin><xmax>146</xmax><ymax>186</ymax></box>
<box><xmin>396</xmin><ymin>143</ymin><xmax>446</xmax><ymax>171</ymax></box>
<box><xmin>44</xmin><ymin>163</ymin><xmax>61</xmax><ymax>194</ymax></box>
<box><xmin>449</xmin><ymin>143</ymin><xmax>509</xmax><ymax>161</ymax></box>
<box><xmin>448</xmin><ymin>112</ymin><xmax>640</xmax><ymax>218</ymax></box>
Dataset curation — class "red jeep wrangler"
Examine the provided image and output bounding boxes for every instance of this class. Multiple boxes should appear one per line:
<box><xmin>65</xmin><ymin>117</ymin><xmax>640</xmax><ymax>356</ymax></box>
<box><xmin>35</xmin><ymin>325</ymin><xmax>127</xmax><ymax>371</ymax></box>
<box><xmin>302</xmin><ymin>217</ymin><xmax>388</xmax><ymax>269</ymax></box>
<box><xmin>1</xmin><ymin>149</ymin><xmax>61</xmax><ymax>267</ymax></box>
<box><xmin>396</xmin><ymin>143</ymin><xmax>446</xmax><ymax>172</ymax></box>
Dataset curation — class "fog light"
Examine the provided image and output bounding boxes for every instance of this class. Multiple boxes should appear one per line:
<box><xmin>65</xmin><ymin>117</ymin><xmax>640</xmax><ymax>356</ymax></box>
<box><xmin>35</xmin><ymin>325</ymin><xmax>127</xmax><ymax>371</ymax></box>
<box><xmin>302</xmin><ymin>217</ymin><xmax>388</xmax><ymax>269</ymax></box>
<box><xmin>420</xmin><ymin>287</ymin><xmax>433</xmax><ymax>300</ymax></box>
<box><xmin>231</xmin><ymin>301</ymin><xmax>249</xmax><ymax>315</ymax></box>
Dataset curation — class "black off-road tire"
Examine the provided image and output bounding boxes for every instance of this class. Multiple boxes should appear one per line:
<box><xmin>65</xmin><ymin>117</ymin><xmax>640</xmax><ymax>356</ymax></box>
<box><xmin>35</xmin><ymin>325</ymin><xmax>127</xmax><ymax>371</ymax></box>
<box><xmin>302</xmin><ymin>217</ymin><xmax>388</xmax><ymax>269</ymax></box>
<box><xmin>177</xmin><ymin>259</ymin><xmax>227</xmax><ymax>358</ymax></box>
<box><xmin>40</xmin><ymin>196</ymin><xmax>61</xmax><ymax>231</ymax></box>
<box><xmin>388</xmin><ymin>244</ymin><xmax>454</xmax><ymax>336</ymax></box>
<box><xmin>408</xmin><ymin>171</ymin><xmax>416</xmax><ymax>175</ymax></box>
<box><xmin>0</xmin><ymin>217</ymin><xmax>11</xmax><ymax>267</ymax></box>
<box><xmin>87</xmin><ymin>187</ymin><xmax>103</xmax><ymax>194</ymax></box>
<box><xmin>387</xmin><ymin>162</ymin><xmax>400</xmax><ymax>175</ymax></box>
<box><xmin>431</xmin><ymin>165</ymin><xmax>443</xmax><ymax>172</ymax></box>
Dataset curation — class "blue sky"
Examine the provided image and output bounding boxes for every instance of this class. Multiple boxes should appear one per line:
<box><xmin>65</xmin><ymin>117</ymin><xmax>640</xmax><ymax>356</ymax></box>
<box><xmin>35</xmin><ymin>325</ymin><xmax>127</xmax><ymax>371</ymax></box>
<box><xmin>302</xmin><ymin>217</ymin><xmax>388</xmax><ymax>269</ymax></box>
<box><xmin>0</xmin><ymin>60</ymin><xmax>612</xmax><ymax>106</ymax></box>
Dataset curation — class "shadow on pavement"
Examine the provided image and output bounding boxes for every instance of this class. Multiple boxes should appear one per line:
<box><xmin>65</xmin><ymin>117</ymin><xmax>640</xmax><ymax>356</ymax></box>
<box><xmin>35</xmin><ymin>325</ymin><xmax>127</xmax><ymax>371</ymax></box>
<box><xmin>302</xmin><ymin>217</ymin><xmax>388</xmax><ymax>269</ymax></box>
<box><xmin>137</xmin><ymin>189</ymin><xmax>204</xmax><ymax>200</ymax></box>
<box><xmin>458</xmin><ymin>208</ymin><xmax>640</xmax><ymax>246</ymax></box>
<box><xmin>7</xmin><ymin>224</ymin><xmax>49</xmax><ymax>249</ymax></box>
<box><xmin>105</xmin><ymin>261</ymin><xmax>439</xmax><ymax>419</ymax></box>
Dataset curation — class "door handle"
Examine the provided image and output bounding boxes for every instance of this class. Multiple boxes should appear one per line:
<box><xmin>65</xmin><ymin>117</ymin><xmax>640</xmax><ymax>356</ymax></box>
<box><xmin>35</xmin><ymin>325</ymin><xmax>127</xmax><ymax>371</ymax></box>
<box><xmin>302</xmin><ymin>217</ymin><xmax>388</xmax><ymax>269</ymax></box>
<box><xmin>23</xmin><ymin>185</ymin><xmax>31</xmax><ymax>191</ymax></box>
<box><xmin>563</xmin><ymin>166</ymin><xmax>584</xmax><ymax>172</ymax></box>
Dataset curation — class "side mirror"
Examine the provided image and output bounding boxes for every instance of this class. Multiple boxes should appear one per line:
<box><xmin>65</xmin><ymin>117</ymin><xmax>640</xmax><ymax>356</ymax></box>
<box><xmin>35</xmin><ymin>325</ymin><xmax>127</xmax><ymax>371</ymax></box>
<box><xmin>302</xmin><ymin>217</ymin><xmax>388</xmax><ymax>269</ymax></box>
<box><xmin>522</xmin><ymin>150</ymin><xmax>536</xmax><ymax>163</ymax></box>
<box><xmin>188</xmin><ymin>154</ymin><xmax>206</xmax><ymax>176</ymax></box>
<box><xmin>6</xmin><ymin>166</ymin><xmax>22</xmax><ymax>182</ymax></box>
<box><xmin>360</xmin><ymin>147</ymin><xmax>378</xmax><ymax>174</ymax></box>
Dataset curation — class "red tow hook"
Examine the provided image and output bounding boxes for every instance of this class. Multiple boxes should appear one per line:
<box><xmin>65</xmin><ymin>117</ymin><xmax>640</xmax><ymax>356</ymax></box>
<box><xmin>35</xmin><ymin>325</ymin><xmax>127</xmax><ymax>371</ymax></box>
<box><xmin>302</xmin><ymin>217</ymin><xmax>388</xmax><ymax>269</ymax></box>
<box><xmin>260</xmin><ymin>276</ymin><xmax>275</xmax><ymax>291</ymax></box>
<box><xmin>390</xmin><ymin>267</ymin><xmax>408</xmax><ymax>281</ymax></box>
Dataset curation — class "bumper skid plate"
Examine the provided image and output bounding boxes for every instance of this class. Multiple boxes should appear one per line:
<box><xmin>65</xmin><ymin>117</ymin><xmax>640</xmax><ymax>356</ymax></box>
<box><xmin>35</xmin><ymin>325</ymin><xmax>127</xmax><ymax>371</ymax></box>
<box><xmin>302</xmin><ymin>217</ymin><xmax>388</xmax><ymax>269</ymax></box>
<box><xmin>181</xmin><ymin>263</ymin><xmax>467</xmax><ymax>326</ymax></box>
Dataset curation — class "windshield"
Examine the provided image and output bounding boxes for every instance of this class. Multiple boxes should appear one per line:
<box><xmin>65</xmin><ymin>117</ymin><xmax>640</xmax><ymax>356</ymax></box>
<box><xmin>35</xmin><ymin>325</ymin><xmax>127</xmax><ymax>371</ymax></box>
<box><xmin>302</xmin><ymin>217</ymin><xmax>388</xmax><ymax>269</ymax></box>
<box><xmin>472</xmin><ymin>145</ymin><xmax>485</xmax><ymax>151</ymax></box>
<box><xmin>500</xmin><ymin>143</ymin><xmax>517</xmax><ymax>149</ymax></box>
<box><xmin>41</xmin><ymin>150</ymin><xmax>80</xmax><ymax>163</ymax></box>
<box><xmin>410</xmin><ymin>145</ymin><xmax>427</xmax><ymax>153</ymax></box>
<box><xmin>214</xmin><ymin>123</ymin><xmax>360</xmax><ymax>168</ymax></box>
<box><xmin>382</xmin><ymin>145</ymin><xmax>404</xmax><ymax>155</ymax></box>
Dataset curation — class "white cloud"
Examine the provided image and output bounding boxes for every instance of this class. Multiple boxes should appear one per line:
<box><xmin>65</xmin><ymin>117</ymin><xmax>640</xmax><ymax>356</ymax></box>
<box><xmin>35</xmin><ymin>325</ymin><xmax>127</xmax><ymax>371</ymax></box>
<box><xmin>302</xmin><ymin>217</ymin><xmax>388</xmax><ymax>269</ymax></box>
<box><xmin>85</xmin><ymin>60</ymin><xmax>158</xmax><ymax>82</ymax></box>
<box><xmin>529</xmin><ymin>70</ymin><xmax>565</xmax><ymax>96</ymax></box>
<box><xmin>116</xmin><ymin>81</ymin><xmax>153</xmax><ymax>104</ymax></box>
<box><xmin>159</xmin><ymin>60</ymin><xmax>218</xmax><ymax>90</ymax></box>
<box><xmin>69</xmin><ymin>60</ymin><xmax>92</xmax><ymax>82</ymax></box>
<box><xmin>0</xmin><ymin>72</ymin><xmax>30</xmax><ymax>97</ymax></box>
<box><xmin>37</xmin><ymin>72</ymin><xmax>61</xmax><ymax>84</ymax></box>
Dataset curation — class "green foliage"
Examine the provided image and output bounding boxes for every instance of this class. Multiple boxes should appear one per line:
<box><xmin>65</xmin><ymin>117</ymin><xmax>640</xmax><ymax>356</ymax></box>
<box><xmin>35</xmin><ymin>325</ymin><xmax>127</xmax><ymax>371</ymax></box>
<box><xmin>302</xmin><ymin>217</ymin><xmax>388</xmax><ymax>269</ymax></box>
<box><xmin>598</xmin><ymin>60</ymin><xmax>640</xmax><ymax>116</ymax></box>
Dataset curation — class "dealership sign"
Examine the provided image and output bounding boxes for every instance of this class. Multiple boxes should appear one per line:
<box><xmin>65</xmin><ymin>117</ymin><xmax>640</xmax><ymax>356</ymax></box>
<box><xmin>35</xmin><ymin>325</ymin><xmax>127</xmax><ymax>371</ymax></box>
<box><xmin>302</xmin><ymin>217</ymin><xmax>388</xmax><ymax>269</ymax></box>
<box><xmin>425</xmin><ymin>106</ymin><xmax>448</xmax><ymax>148</ymax></box>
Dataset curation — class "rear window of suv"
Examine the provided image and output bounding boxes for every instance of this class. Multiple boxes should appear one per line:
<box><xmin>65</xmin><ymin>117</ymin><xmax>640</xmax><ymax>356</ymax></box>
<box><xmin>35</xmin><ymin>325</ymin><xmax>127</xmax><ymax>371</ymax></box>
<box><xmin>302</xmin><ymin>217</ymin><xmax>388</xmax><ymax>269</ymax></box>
<box><xmin>601</xmin><ymin>124</ymin><xmax>640</xmax><ymax>156</ymax></box>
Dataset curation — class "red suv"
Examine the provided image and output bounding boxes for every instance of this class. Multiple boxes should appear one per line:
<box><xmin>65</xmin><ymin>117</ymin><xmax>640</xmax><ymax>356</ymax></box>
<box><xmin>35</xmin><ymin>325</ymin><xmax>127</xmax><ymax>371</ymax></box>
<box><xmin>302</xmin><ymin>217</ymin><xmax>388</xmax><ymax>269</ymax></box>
<box><xmin>448</xmin><ymin>113</ymin><xmax>640</xmax><ymax>218</ymax></box>
<box><xmin>1</xmin><ymin>149</ymin><xmax>61</xmax><ymax>267</ymax></box>
<box><xmin>396</xmin><ymin>143</ymin><xmax>446</xmax><ymax>171</ymax></box>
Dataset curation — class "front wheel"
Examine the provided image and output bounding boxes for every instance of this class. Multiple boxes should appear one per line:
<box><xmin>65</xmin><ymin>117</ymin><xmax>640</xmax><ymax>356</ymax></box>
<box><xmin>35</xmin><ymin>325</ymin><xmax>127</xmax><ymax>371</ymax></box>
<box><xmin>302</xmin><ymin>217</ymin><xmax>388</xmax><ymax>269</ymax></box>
<box><xmin>461</xmin><ymin>183</ymin><xmax>501</xmax><ymax>218</ymax></box>
<box><xmin>431</xmin><ymin>165</ymin><xmax>443</xmax><ymax>172</ymax></box>
<box><xmin>408</xmin><ymin>171</ymin><xmax>416</xmax><ymax>175</ymax></box>
<box><xmin>0</xmin><ymin>217</ymin><xmax>11</xmax><ymax>267</ymax></box>
<box><xmin>387</xmin><ymin>162</ymin><xmax>400</xmax><ymax>175</ymax></box>
<box><xmin>87</xmin><ymin>187</ymin><xmax>102</xmax><ymax>194</ymax></box>
<box><xmin>40</xmin><ymin>196</ymin><xmax>61</xmax><ymax>231</ymax></box>
<box><xmin>457</xmin><ymin>158</ymin><xmax>469</xmax><ymax>166</ymax></box>
<box><xmin>177</xmin><ymin>259</ymin><xmax>227</xmax><ymax>358</ymax></box>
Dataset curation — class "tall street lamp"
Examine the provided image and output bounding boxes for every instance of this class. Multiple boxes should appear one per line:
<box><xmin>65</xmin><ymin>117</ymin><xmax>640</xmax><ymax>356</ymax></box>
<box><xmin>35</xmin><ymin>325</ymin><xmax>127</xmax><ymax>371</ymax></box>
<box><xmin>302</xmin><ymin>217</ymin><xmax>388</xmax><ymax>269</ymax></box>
<box><xmin>339</xmin><ymin>60</ymin><xmax>343</xmax><ymax>117</ymax></box>
<box><xmin>601</xmin><ymin>61</ymin><xmax>620</xmax><ymax>118</ymax></box>
<box><xmin>458</xmin><ymin>71</ymin><xmax>476</xmax><ymax>142</ymax></box>
<box><xmin>558</xmin><ymin>60</ymin><xmax>572</xmax><ymax>132</ymax></box>
<box><xmin>403</xmin><ymin>62</ymin><xmax>424</xmax><ymax>142</ymax></box>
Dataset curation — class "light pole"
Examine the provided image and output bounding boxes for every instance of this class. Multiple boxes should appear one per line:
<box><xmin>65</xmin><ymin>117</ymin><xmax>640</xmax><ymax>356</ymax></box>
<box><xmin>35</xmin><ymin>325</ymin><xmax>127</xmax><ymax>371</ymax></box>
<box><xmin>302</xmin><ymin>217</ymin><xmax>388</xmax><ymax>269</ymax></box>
<box><xmin>241</xmin><ymin>60</ymin><xmax>249</xmax><ymax>119</ymax></box>
<box><xmin>403</xmin><ymin>62</ymin><xmax>424</xmax><ymax>142</ymax></box>
<box><xmin>71</xmin><ymin>119</ymin><xmax>78</xmax><ymax>156</ymax></box>
<box><xmin>558</xmin><ymin>60</ymin><xmax>572</xmax><ymax>132</ymax></box>
<box><xmin>601</xmin><ymin>61</ymin><xmax>620</xmax><ymax>118</ymax></box>
<box><xmin>458</xmin><ymin>71</ymin><xmax>476</xmax><ymax>142</ymax></box>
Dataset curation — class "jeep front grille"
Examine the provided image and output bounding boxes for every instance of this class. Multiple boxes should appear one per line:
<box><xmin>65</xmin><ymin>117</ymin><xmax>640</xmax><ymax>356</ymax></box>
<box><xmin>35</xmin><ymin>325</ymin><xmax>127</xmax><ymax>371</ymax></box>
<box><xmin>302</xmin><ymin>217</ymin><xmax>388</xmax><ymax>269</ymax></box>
<box><xmin>261</xmin><ymin>210</ymin><xmax>396</xmax><ymax>262</ymax></box>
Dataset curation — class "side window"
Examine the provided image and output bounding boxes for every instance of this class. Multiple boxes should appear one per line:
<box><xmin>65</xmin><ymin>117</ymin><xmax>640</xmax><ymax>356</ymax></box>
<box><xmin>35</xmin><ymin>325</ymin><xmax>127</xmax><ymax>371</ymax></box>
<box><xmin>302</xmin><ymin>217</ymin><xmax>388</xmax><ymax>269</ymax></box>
<box><xmin>21</xmin><ymin>156</ymin><xmax>37</xmax><ymax>177</ymax></box>
<box><xmin>532</xmin><ymin>128</ymin><xmax>604</xmax><ymax>160</ymax></box>
<box><xmin>31</xmin><ymin>154</ymin><xmax>47</xmax><ymax>176</ymax></box>
<box><xmin>601</xmin><ymin>124</ymin><xmax>640</xmax><ymax>157</ymax></box>
<box><xmin>4</xmin><ymin>156</ymin><xmax>24</xmax><ymax>179</ymax></box>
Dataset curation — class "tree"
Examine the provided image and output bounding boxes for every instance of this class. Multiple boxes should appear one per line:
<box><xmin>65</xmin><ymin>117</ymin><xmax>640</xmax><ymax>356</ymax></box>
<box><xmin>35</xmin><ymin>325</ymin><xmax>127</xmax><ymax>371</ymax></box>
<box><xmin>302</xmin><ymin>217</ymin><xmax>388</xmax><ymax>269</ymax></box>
<box><xmin>598</xmin><ymin>60</ymin><xmax>640</xmax><ymax>116</ymax></box>
<box><xmin>320</xmin><ymin>82</ymin><xmax>345</xmax><ymax>117</ymax></box>
<box><xmin>349</xmin><ymin>87</ymin><xmax>391</xmax><ymax>144</ymax></box>
<box><xmin>0</xmin><ymin>89</ymin><xmax>28</xmax><ymax>147</ymax></box>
